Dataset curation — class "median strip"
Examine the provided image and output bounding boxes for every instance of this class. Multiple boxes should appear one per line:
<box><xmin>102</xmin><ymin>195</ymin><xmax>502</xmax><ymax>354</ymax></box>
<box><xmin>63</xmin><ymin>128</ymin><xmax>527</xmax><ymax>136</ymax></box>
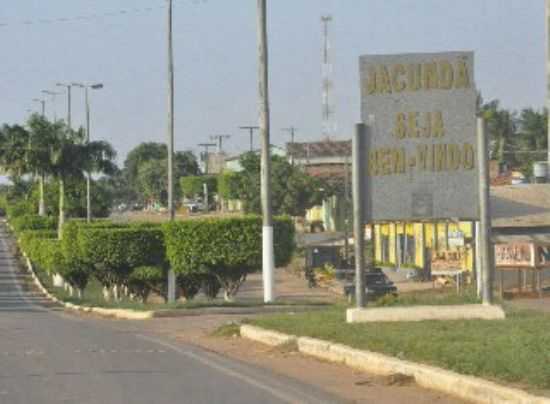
<box><xmin>241</xmin><ymin>324</ymin><xmax>550</xmax><ymax>404</ymax></box>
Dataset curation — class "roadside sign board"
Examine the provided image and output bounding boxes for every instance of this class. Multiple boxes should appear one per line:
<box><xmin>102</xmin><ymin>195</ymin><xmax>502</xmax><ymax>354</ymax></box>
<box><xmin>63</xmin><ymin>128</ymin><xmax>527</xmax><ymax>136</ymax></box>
<box><xmin>495</xmin><ymin>242</ymin><xmax>550</xmax><ymax>269</ymax></box>
<box><xmin>495</xmin><ymin>243</ymin><xmax>535</xmax><ymax>268</ymax></box>
<box><xmin>359</xmin><ymin>51</ymin><xmax>478</xmax><ymax>221</ymax></box>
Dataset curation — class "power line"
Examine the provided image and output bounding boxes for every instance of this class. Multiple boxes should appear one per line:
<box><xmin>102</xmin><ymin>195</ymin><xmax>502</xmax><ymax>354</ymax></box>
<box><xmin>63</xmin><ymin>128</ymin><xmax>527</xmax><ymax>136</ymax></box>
<box><xmin>0</xmin><ymin>0</ymin><xmax>207</xmax><ymax>29</ymax></box>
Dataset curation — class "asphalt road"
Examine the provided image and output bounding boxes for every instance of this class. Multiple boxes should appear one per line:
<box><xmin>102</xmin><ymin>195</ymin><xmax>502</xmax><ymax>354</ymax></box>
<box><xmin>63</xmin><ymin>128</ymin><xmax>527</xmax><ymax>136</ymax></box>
<box><xmin>0</xmin><ymin>227</ymin><xmax>343</xmax><ymax>404</ymax></box>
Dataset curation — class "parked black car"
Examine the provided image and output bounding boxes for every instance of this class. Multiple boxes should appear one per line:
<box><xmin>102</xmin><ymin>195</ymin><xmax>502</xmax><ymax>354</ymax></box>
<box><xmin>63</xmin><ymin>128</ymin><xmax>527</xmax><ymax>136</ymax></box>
<box><xmin>343</xmin><ymin>268</ymin><xmax>398</xmax><ymax>301</ymax></box>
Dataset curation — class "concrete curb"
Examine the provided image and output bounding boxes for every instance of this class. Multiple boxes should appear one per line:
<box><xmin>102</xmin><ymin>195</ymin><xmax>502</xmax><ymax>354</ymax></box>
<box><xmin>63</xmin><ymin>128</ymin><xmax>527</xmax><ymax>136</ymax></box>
<box><xmin>240</xmin><ymin>325</ymin><xmax>550</xmax><ymax>404</ymax></box>
<box><xmin>21</xmin><ymin>251</ymin><xmax>154</xmax><ymax>320</ymax></box>
<box><xmin>347</xmin><ymin>304</ymin><xmax>506</xmax><ymax>323</ymax></box>
<box><xmin>240</xmin><ymin>324</ymin><xmax>297</xmax><ymax>346</ymax></box>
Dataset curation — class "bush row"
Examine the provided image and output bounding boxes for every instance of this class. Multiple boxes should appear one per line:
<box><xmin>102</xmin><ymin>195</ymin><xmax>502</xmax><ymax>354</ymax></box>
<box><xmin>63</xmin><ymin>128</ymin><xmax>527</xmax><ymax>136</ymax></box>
<box><xmin>164</xmin><ymin>216</ymin><xmax>294</xmax><ymax>300</ymax></box>
<box><xmin>18</xmin><ymin>216</ymin><xmax>295</xmax><ymax>303</ymax></box>
<box><xmin>12</xmin><ymin>215</ymin><xmax>57</xmax><ymax>233</ymax></box>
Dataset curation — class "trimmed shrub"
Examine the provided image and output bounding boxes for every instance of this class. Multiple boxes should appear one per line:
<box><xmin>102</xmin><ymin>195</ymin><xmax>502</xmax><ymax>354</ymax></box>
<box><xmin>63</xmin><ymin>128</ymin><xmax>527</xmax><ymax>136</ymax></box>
<box><xmin>19</xmin><ymin>230</ymin><xmax>57</xmax><ymax>267</ymax></box>
<box><xmin>174</xmin><ymin>273</ymin><xmax>222</xmax><ymax>301</ymax></box>
<box><xmin>77</xmin><ymin>226</ymin><xmax>166</xmax><ymax>293</ymax></box>
<box><xmin>127</xmin><ymin>266</ymin><xmax>166</xmax><ymax>303</ymax></box>
<box><xmin>38</xmin><ymin>239</ymin><xmax>65</xmax><ymax>275</ymax></box>
<box><xmin>59</xmin><ymin>221</ymin><xmax>93</xmax><ymax>293</ymax></box>
<box><xmin>6</xmin><ymin>200</ymin><xmax>34</xmax><ymax>220</ymax></box>
<box><xmin>11</xmin><ymin>215</ymin><xmax>57</xmax><ymax>233</ymax></box>
<box><xmin>163</xmin><ymin>216</ymin><xmax>295</xmax><ymax>300</ymax></box>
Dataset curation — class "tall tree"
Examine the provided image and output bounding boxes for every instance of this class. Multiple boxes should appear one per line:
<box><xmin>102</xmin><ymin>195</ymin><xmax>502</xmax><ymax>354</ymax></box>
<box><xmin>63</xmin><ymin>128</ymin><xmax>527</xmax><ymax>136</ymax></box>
<box><xmin>123</xmin><ymin>142</ymin><xmax>166</xmax><ymax>194</ymax></box>
<box><xmin>480</xmin><ymin>100</ymin><xmax>517</xmax><ymax>164</ymax></box>
<box><xmin>0</xmin><ymin>124</ymin><xmax>31</xmax><ymax>181</ymax></box>
<box><xmin>124</xmin><ymin>142</ymin><xmax>199</xmax><ymax>204</ymax></box>
<box><xmin>231</xmin><ymin>152</ymin><xmax>328</xmax><ymax>217</ymax></box>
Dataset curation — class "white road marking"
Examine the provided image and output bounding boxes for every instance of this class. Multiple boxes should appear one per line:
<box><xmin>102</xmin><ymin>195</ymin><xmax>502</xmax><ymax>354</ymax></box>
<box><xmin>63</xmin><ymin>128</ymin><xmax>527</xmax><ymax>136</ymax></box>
<box><xmin>136</xmin><ymin>333</ymin><xmax>316</xmax><ymax>404</ymax></box>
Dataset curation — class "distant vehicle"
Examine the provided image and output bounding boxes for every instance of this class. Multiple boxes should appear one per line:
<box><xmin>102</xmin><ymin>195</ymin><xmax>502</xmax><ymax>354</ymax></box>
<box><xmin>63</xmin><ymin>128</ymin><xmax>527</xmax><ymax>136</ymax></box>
<box><xmin>131</xmin><ymin>202</ymin><xmax>143</xmax><ymax>211</ymax></box>
<box><xmin>183</xmin><ymin>201</ymin><xmax>200</xmax><ymax>213</ymax></box>
<box><xmin>344</xmin><ymin>268</ymin><xmax>398</xmax><ymax>301</ymax></box>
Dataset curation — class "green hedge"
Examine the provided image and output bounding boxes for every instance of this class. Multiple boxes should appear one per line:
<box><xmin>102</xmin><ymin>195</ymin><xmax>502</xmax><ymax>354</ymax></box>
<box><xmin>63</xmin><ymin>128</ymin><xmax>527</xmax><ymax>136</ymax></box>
<box><xmin>6</xmin><ymin>200</ymin><xmax>34</xmax><ymax>219</ymax></box>
<box><xmin>163</xmin><ymin>216</ymin><xmax>295</xmax><ymax>299</ymax></box>
<box><xmin>19</xmin><ymin>217</ymin><xmax>295</xmax><ymax>303</ymax></box>
<box><xmin>19</xmin><ymin>230</ymin><xmax>64</xmax><ymax>278</ymax></box>
<box><xmin>11</xmin><ymin>215</ymin><xmax>57</xmax><ymax>233</ymax></box>
<box><xmin>128</xmin><ymin>266</ymin><xmax>165</xmax><ymax>302</ymax></box>
<box><xmin>77</xmin><ymin>226</ymin><xmax>166</xmax><ymax>290</ymax></box>
<box><xmin>163</xmin><ymin>216</ymin><xmax>294</xmax><ymax>274</ymax></box>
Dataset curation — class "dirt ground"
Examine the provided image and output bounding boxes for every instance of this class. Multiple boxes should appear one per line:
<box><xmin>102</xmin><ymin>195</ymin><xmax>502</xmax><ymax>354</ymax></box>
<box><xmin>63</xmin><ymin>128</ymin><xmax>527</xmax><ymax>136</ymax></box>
<box><xmin>123</xmin><ymin>313</ymin><xmax>465</xmax><ymax>404</ymax></box>
<box><xmin>114</xmin><ymin>270</ymin><xmax>468</xmax><ymax>403</ymax></box>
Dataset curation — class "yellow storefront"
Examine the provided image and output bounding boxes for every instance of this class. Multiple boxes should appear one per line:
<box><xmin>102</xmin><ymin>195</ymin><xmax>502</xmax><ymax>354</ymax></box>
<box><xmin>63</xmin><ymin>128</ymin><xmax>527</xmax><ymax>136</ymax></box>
<box><xmin>373</xmin><ymin>221</ymin><xmax>474</xmax><ymax>273</ymax></box>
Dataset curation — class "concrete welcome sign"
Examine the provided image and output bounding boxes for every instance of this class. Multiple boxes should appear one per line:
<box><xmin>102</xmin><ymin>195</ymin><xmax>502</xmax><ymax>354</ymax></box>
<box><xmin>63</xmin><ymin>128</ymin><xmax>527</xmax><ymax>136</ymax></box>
<box><xmin>359</xmin><ymin>51</ymin><xmax>478</xmax><ymax>221</ymax></box>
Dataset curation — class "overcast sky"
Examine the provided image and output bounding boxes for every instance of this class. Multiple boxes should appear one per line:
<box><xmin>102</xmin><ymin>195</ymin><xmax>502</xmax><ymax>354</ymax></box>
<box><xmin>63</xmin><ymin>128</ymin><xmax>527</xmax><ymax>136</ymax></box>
<box><xmin>0</xmin><ymin>0</ymin><xmax>545</xmax><ymax>164</ymax></box>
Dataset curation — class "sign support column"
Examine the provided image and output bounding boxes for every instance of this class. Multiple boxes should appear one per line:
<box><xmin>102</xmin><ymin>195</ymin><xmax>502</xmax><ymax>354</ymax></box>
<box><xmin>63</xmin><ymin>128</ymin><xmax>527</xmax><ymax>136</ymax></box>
<box><xmin>477</xmin><ymin>117</ymin><xmax>494</xmax><ymax>305</ymax></box>
<box><xmin>353</xmin><ymin>123</ymin><xmax>367</xmax><ymax>308</ymax></box>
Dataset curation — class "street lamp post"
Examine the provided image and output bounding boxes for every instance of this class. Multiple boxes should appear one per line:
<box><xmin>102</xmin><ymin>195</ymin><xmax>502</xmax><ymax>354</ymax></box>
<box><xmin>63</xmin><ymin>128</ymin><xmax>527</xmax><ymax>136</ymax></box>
<box><xmin>41</xmin><ymin>90</ymin><xmax>61</xmax><ymax>121</ymax></box>
<box><xmin>72</xmin><ymin>83</ymin><xmax>104</xmax><ymax>223</ymax></box>
<box><xmin>166</xmin><ymin>0</ymin><xmax>177</xmax><ymax>303</ymax></box>
<box><xmin>32</xmin><ymin>99</ymin><xmax>46</xmax><ymax>117</ymax></box>
<box><xmin>56</xmin><ymin>83</ymin><xmax>73</xmax><ymax>129</ymax></box>
<box><xmin>32</xmin><ymin>98</ymin><xmax>47</xmax><ymax>216</ymax></box>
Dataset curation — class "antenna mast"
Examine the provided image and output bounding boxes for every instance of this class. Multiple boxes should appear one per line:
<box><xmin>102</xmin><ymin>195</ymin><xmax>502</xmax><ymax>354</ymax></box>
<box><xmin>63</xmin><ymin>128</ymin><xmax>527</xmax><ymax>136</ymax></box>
<box><xmin>321</xmin><ymin>15</ymin><xmax>335</xmax><ymax>139</ymax></box>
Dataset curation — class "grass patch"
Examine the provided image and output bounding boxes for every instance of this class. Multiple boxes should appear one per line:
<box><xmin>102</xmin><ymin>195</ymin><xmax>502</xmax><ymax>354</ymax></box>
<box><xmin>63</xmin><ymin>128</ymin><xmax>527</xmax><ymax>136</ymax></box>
<box><xmin>372</xmin><ymin>286</ymin><xmax>482</xmax><ymax>307</ymax></box>
<box><xmin>212</xmin><ymin>322</ymin><xmax>241</xmax><ymax>337</ymax></box>
<box><xmin>250</xmin><ymin>304</ymin><xmax>550</xmax><ymax>391</ymax></box>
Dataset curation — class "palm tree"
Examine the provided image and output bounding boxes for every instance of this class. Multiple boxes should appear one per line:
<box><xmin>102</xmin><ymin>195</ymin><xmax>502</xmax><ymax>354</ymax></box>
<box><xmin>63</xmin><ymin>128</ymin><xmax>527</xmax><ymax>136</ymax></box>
<box><xmin>26</xmin><ymin>114</ymin><xmax>59</xmax><ymax>216</ymax></box>
<box><xmin>48</xmin><ymin>122</ymin><xmax>117</xmax><ymax>238</ymax></box>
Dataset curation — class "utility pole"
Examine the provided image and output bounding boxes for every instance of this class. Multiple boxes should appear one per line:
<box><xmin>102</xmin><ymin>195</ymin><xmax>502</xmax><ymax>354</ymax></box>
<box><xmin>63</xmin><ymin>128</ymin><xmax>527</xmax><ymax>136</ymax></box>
<box><xmin>56</xmin><ymin>83</ymin><xmax>73</xmax><ymax>129</ymax></box>
<box><xmin>257</xmin><ymin>0</ymin><xmax>274</xmax><ymax>303</ymax></box>
<box><xmin>32</xmin><ymin>99</ymin><xmax>46</xmax><ymax>117</ymax></box>
<box><xmin>210</xmin><ymin>134</ymin><xmax>231</xmax><ymax>153</ymax></box>
<box><xmin>166</xmin><ymin>0</ymin><xmax>176</xmax><ymax>303</ymax></box>
<box><xmin>239</xmin><ymin>126</ymin><xmax>259</xmax><ymax>152</ymax></box>
<box><xmin>478</xmin><ymin>117</ymin><xmax>494</xmax><ymax>305</ymax></box>
<box><xmin>282</xmin><ymin>126</ymin><xmax>297</xmax><ymax>165</ymax></box>
<box><xmin>198</xmin><ymin>143</ymin><xmax>216</xmax><ymax>174</ymax></box>
<box><xmin>321</xmin><ymin>15</ymin><xmax>335</xmax><ymax>139</ymax></box>
<box><xmin>72</xmin><ymin>83</ymin><xmax>104</xmax><ymax>223</ymax></box>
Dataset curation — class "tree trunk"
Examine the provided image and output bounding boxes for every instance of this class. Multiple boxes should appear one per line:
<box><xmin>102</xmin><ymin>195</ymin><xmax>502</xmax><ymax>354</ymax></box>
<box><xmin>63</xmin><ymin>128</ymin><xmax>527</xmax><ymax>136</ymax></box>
<box><xmin>223</xmin><ymin>290</ymin><xmax>235</xmax><ymax>303</ymax></box>
<box><xmin>38</xmin><ymin>174</ymin><xmax>46</xmax><ymax>216</ymax></box>
<box><xmin>498</xmin><ymin>136</ymin><xmax>505</xmax><ymax>163</ymax></box>
<box><xmin>58</xmin><ymin>178</ymin><xmax>65</xmax><ymax>240</ymax></box>
<box><xmin>112</xmin><ymin>285</ymin><xmax>120</xmax><ymax>302</ymax></box>
<box><xmin>102</xmin><ymin>287</ymin><xmax>111</xmax><ymax>302</ymax></box>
